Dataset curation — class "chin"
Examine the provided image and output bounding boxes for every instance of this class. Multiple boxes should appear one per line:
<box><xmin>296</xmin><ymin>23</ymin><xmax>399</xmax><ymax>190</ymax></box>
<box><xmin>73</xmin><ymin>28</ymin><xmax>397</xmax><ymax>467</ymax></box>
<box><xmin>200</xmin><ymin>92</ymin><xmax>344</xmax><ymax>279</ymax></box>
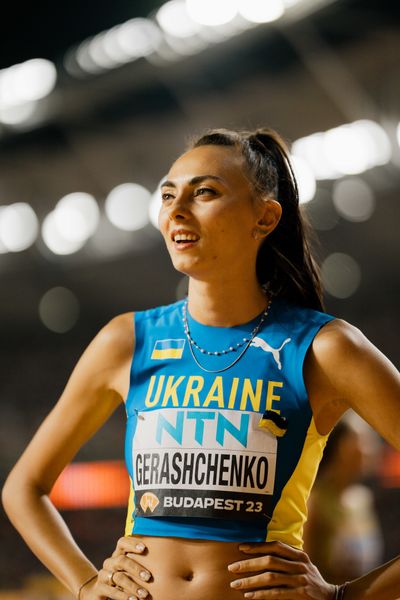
<box><xmin>170</xmin><ymin>255</ymin><xmax>200</xmax><ymax>278</ymax></box>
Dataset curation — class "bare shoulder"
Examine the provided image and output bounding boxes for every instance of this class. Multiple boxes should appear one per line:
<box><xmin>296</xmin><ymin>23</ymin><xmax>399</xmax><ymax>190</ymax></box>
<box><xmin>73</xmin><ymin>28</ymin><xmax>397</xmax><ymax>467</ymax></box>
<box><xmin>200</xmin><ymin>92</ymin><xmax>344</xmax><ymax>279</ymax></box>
<box><xmin>310</xmin><ymin>316</ymin><xmax>398</xmax><ymax>387</ymax></box>
<box><xmin>312</xmin><ymin>318</ymin><xmax>370</xmax><ymax>362</ymax></box>
<box><xmin>56</xmin><ymin>311</ymin><xmax>136</xmax><ymax>403</ymax></box>
<box><xmin>309</xmin><ymin>317</ymin><xmax>400</xmax><ymax>443</ymax></box>
<box><xmin>100</xmin><ymin>311</ymin><xmax>134</xmax><ymax>338</ymax></box>
<box><xmin>93</xmin><ymin>312</ymin><xmax>135</xmax><ymax>363</ymax></box>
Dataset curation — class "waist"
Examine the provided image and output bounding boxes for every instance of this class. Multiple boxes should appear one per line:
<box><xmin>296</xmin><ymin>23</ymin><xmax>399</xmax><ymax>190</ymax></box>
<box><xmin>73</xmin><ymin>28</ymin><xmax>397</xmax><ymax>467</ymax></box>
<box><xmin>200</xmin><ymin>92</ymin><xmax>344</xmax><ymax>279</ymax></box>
<box><xmin>130</xmin><ymin>535</ymin><xmax>263</xmax><ymax>600</ymax></box>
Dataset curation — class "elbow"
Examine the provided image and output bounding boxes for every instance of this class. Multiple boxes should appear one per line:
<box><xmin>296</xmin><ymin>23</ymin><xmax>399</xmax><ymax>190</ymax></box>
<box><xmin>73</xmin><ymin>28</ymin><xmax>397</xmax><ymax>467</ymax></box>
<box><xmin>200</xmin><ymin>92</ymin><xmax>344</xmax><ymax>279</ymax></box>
<box><xmin>1</xmin><ymin>468</ymin><xmax>43</xmax><ymax>520</ymax></box>
<box><xmin>1</xmin><ymin>468</ymin><xmax>24</xmax><ymax>517</ymax></box>
<box><xmin>2</xmin><ymin>474</ymin><xmax>17</xmax><ymax>517</ymax></box>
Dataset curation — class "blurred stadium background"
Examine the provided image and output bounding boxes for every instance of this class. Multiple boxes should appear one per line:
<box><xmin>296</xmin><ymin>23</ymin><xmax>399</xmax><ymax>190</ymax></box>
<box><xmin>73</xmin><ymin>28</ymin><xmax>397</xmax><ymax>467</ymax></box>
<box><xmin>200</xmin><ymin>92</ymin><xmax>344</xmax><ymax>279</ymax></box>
<box><xmin>0</xmin><ymin>0</ymin><xmax>399</xmax><ymax>596</ymax></box>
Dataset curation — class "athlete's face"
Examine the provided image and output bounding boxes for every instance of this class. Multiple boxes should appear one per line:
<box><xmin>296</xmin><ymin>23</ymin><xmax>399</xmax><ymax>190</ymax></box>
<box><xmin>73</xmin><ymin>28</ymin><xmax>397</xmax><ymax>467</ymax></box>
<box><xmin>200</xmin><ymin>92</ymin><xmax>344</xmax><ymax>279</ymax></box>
<box><xmin>158</xmin><ymin>145</ymin><xmax>280</xmax><ymax>280</ymax></box>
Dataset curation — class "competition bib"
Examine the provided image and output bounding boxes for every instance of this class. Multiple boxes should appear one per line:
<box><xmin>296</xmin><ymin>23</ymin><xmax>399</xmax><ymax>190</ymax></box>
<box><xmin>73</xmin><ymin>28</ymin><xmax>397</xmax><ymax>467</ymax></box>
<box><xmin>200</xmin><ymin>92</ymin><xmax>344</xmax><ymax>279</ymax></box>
<box><xmin>132</xmin><ymin>408</ymin><xmax>277</xmax><ymax>521</ymax></box>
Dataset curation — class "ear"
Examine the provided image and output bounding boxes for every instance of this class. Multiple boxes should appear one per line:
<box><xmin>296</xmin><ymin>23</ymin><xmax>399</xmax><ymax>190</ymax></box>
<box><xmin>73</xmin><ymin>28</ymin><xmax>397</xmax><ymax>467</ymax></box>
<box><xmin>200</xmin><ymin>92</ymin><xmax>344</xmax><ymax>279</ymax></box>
<box><xmin>255</xmin><ymin>198</ymin><xmax>282</xmax><ymax>238</ymax></box>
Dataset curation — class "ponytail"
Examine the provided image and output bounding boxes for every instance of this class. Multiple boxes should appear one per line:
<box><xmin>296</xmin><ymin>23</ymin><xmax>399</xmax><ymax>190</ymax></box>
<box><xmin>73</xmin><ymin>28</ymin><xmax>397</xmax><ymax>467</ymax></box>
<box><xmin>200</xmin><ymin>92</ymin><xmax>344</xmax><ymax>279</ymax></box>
<box><xmin>191</xmin><ymin>128</ymin><xmax>324</xmax><ymax>311</ymax></box>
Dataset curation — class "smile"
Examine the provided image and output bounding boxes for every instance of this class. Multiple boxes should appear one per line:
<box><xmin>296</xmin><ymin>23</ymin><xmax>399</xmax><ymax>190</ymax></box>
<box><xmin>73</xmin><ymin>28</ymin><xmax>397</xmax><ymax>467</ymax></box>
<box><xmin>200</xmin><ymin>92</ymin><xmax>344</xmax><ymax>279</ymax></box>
<box><xmin>173</xmin><ymin>233</ymin><xmax>200</xmax><ymax>243</ymax></box>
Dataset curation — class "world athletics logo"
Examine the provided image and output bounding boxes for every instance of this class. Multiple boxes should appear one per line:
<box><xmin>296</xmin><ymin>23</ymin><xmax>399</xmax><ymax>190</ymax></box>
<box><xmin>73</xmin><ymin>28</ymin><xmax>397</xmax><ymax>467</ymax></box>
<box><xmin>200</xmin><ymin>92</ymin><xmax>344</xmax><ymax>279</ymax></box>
<box><xmin>139</xmin><ymin>492</ymin><xmax>160</xmax><ymax>512</ymax></box>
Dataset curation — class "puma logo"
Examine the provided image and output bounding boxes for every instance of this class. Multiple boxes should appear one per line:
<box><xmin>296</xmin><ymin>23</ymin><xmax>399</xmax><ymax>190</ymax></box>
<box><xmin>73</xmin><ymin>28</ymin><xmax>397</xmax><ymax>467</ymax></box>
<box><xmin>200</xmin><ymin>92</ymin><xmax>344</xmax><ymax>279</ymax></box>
<box><xmin>250</xmin><ymin>336</ymin><xmax>291</xmax><ymax>370</ymax></box>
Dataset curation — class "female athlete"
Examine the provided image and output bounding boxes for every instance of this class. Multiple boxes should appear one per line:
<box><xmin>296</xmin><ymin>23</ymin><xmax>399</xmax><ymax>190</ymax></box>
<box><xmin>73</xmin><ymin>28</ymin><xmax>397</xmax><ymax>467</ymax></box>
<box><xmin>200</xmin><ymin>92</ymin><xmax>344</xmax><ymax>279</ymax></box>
<box><xmin>2</xmin><ymin>128</ymin><xmax>400</xmax><ymax>600</ymax></box>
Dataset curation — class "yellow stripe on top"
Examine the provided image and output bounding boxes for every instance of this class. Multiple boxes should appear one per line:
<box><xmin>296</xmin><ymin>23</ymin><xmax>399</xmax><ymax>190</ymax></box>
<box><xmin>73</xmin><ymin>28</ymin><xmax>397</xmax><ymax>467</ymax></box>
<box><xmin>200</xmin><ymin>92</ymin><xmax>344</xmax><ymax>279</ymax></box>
<box><xmin>151</xmin><ymin>348</ymin><xmax>184</xmax><ymax>359</ymax></box>
<box><xmin>266</xmin><ymin>417</ymin><xmax>330</xmax><ymax>549</ymax></box>
<box><xmin>124</xmin><ymin>478</ymin><xmax>136</xmax><ymax>535</ymax></box>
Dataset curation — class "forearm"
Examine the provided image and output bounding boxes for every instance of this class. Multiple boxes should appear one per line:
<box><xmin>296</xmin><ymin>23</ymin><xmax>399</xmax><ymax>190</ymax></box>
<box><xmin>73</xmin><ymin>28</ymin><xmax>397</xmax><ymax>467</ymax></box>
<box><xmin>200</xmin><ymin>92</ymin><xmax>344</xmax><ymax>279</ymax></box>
<box><xmin>2</xmin><ymin>480</ymin><xmax>97</xmax><ymax>596</ymax></box>
<box><xmin>344</xmin><ymin>556</ymin><xmax>400</xmax><ymax>600</ymax></box>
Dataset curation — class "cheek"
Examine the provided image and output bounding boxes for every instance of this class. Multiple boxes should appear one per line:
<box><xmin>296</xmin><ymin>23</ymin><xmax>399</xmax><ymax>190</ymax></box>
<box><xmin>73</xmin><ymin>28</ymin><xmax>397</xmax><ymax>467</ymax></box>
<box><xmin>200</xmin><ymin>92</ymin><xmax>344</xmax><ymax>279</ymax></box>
<box><xmin>217</xmin><ymin>213</ymin><xmax>253</xmax><ymax>242</ymax></box>
<box><xmin>158</xmin><ymin>210</ymin><xmax>168</xmax><ymax>236</ymax></box>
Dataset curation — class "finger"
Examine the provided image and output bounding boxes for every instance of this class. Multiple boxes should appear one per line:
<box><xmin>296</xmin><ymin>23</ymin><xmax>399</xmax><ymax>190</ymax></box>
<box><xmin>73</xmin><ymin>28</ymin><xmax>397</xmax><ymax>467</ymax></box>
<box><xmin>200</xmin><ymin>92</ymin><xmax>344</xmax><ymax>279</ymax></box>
<box><xmin>109</xmin><ymin>570</ymin><xmax>150</xmax><ymax>598</ymax></box>
<box><xmin>243</xmin><ymin>590</ymin><xmax>301</xmax><ymax>599</ymax></box>
<box><xmin>230</xmin><ymin>571</ymin><xmax>307</xmax><ymax>591</ymax></box>
<box><xmin>96</xmin><ymin>568</ymin><xmax>150</xmax><ymax>599</ymax></box>
<box><xmin>103</xmin><ymin>556</ymin><xmax>151</xmax><ymax>583</ymax></box>
<box><xmin>95</xmin><ymin>580</ymin><xmax>137</xmax><ymax>600</ymax></box>
<box><xmin>228</xmin><ymin>555</ymin><xmax>307</xmax><ymax>574</ymax></box>
<box><xmin>92</xmin><ymin>571</ymin><xmax>128</xmax><ymax>600</ymax></box>
<box><xmin>112</xmin><ymin>536</ymin><xmax>146</xmax><ymax>558</ymax></box>
<box><xmin>239</xmin><ymin>542</ymin><xmax>308</xmax><ymax>563</ymax></box>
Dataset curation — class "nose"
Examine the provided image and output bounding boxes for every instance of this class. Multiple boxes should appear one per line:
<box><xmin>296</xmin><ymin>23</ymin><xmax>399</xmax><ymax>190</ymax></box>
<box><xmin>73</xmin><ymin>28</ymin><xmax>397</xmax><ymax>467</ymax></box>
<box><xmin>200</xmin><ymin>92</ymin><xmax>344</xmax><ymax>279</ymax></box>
<box><xmin>167</xmin><ymin>193</ymin><xmax>192</xmax><ymax>221</ymax></box>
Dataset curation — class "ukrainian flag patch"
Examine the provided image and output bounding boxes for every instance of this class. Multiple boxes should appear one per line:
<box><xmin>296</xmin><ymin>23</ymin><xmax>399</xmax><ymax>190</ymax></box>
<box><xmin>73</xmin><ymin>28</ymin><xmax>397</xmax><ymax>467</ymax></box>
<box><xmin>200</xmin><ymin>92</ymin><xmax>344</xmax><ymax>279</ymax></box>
<box><xmin>151</xmin><ymin>339</ymin><xmax>186</xmax><ymax>360</ymax></box>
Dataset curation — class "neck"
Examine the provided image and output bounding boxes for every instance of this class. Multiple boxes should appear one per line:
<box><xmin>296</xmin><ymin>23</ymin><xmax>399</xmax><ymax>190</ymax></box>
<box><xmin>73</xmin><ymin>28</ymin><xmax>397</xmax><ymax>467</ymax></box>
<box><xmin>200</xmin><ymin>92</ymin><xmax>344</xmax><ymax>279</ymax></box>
<box><xmin>186</xmin><ymin>276</ymin><xmax>269</xmax><ymax>327</ymax></box>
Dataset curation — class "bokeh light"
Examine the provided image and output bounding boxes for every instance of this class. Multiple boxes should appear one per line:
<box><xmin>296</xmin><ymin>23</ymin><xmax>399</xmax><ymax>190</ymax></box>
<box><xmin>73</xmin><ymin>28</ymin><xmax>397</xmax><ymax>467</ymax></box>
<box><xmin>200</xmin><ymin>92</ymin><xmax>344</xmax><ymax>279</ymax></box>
<box><xmin>238</xmin><ymin>0</ymin><xmax>285</xmax><ymax>23</ymax></box>
<box><xmin>0</xmin><ymin>207</ymin><xmax>9</xmax><ymax>253</ymax></box>
<box><xmin>157</xmin><ymin>1</ymin><xmax>202</xmax><ymax>38</ymax></box>
<box><xmin>323</xmin><ymin>120</ymin><xmax>391</xmax><ymax>176</ymax></box>
<box><xmin>101</xmin><ymin>27</ymin><xmax>132</xmax><ymax>64</ymax></box>
<box><xmin>186</xmin><ymin>0</ymin><xmax>238</xmax><ymax>26</ymax></box>
<box><xmin>73</xmin><ymin>19</ymin><xmax>162</xmax><ymax>75</ymax></box>
<box><xmin>105</xmin><ymin>183</ymin><xmax>151</xmax><ymax>231</ymax></box>
<box><xmin>42</xmin><ymin>211</ymin><xmax>88</xmax><ymax>255</ymax></box>
<box><xmin>76</xmin><ymin>40</ymin><xmax>104</xmax><ymax>75</ymax></box>
<box><xmin>290</xmin><ymin>155</ymin><xmax>316</xmax><ymax>204</ymax></box>
<box><xmin>292</xmin><ymin>120</ymin><xmax>392</xmax><ymax>180</ymax></box>
<box><xmin>50</xmin><ymin>461</ymin><xmax>130</xmax><ymax>509</ymax></box>
<box><xmin>42</xmin><ymin>192</ymin><xmax>99</xmax><ymax>255</ymax></box>
<box><xmin>0</xmin><ymin>59</ymin><xmax>57</xmax><ymax>109</ymax></box>
<box><xmin>88</xmin><ymin>34</ymin><xmax>123</xmax><ymax>70</ymax></box>
<box><xmin>333</xmin><ymin>177</ymin><xmax>375</xmax><ymax>222</ymax></box>
<box><xmin>115</xmin><ymin>18</ymin><xmax>162</xmax><ymax>60</ymax></box>
<box><xmin>0</xmin><ymin>101</ymin><xmax>38</xmax><ymax>126</ymax></box>
<box><xmin>163</xmin><ymin>33</ymin><xmax>209</xmax><ymax>56</ymax></box>
<box><xmin>292</xmin><ymin>132</ymin><xmax>340</xmax><ymax>180</ymax></box>
<box><xmin>149</xmin><ymin>185</ymin><xmax>163</xmax><ymax>229</ymax></box>
<box><xmin>54</xmin><ymin>192</ymin><xmax>99</xmax><ymax>242</ymax></box>
<box><xmin>0</xmin><ymin>203</ymin><xmax>39</xmax><ymax>252</ymax></box>
<box><xmin>38</xmin><ymin>286</ymin><xmax>80</xmax><ymax>333</ymax></box>
<box><xmin>305</xmin><ymin>189</ymin><xmax>340</xmax><ymax>231</ymax></box>
<box><xmin>322</xmin><ymin>252</ymin><xmax>362</xmax><ymax>298</ymax></box>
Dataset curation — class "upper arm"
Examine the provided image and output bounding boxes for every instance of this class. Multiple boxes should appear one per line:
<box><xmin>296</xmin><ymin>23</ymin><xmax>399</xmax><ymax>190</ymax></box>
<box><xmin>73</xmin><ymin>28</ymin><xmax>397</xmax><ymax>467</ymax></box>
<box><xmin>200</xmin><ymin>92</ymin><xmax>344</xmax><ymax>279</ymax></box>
<box><xmin>6</xmin><ymin>312</ymin><xmax>135</xmax><ymax>494</ymax></box>
<box><xmin>306</xmin><ymin>319</ymin><xmax>400</xmax><ymax>448</ymax></box>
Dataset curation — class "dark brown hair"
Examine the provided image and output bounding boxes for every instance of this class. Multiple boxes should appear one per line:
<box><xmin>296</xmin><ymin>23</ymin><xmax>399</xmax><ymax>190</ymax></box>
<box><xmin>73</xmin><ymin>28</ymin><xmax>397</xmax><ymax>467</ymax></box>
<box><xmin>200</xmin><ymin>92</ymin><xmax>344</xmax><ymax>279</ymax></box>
<box><xmin>191</xmin><ymin>128</ymin><xmax>324</xmax><ymax>311</ymax></box>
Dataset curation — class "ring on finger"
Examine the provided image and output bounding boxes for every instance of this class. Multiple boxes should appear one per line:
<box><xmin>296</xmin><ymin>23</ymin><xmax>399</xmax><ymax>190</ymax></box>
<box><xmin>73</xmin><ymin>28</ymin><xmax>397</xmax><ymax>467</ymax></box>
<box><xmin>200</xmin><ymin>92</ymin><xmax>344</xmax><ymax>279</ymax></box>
<box><xmin>107</xmin><ymin>571</ymin><xmax>117</xmax><ymax>587</ymax></box>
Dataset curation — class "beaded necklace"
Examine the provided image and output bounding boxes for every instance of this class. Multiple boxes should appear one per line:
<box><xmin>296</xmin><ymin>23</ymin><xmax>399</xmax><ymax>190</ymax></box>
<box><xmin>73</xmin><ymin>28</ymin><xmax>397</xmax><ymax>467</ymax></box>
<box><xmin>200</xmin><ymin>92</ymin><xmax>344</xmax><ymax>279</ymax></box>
<box><xmin>182</xmin><ymin>298</ymin><xmax>272</xmax><ymax>374</ymax></box>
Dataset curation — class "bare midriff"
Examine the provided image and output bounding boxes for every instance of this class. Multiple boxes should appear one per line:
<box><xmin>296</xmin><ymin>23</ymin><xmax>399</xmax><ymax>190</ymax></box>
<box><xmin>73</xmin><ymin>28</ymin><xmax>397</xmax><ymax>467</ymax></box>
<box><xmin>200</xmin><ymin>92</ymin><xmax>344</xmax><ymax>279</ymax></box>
<box><xmin>132</xmin><ymin>535</ymin><xmax>264</xmax><ymax>600</ymax></box>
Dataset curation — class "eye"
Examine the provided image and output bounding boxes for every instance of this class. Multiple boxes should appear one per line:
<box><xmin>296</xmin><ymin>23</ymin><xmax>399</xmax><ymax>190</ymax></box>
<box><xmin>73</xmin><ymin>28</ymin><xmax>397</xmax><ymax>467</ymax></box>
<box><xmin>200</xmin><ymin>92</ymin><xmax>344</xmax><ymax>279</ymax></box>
<box><xmin>161</xmin><ymin>191</ymin><xmax>175</xmax><ymax>202</ymax></box>
<box><xmin>195</xmin><ymin>187</ymin><xmax>215</xmax><ymax>197</ymax></box>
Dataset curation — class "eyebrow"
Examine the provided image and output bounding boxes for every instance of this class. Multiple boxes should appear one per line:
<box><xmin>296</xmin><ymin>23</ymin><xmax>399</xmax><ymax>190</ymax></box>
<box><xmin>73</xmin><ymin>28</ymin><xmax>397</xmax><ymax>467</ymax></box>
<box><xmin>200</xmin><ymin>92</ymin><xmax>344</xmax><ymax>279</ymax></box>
<box><xmin>160</xmin><ymin>175</ymin><xmax>226</xmax><ymax>188</ymax></box>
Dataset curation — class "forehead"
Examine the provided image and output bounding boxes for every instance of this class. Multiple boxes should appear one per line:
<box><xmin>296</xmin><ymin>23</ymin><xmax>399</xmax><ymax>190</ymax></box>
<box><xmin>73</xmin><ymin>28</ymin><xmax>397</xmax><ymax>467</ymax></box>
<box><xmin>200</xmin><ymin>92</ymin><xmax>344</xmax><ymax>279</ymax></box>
<box><xmin>167</xmin><ymin>144</ymin><xmax>248</xmax><ymax>184</ymax></box>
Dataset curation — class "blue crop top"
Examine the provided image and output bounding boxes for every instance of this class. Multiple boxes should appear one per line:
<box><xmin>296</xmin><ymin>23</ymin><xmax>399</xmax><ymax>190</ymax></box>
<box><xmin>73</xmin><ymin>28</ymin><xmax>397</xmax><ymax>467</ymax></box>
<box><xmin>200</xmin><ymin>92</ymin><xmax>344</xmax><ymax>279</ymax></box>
<box><xmin>124</xmin><ymin>298</ymin><xmax>335</xmax><ymax>547</ymax></box>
